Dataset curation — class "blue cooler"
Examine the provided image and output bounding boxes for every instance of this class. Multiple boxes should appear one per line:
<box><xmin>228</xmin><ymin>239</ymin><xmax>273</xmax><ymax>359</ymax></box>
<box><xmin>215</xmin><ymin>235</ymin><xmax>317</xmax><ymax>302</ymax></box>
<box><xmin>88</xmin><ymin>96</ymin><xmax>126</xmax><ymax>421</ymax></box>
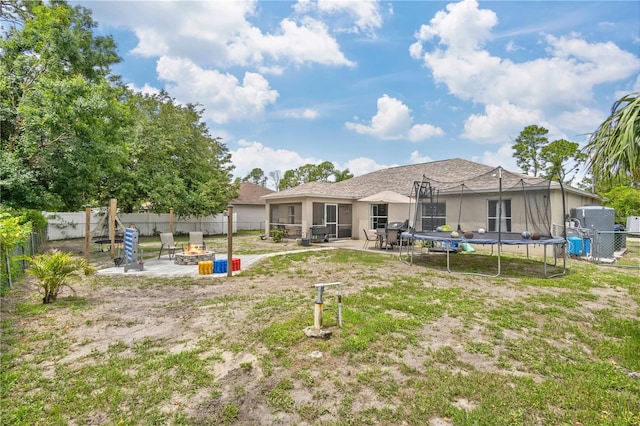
<box><xmin>214</xmin><ymin>259</ymin><xmax>227</xmax><ymax>273</ymax></box>
<box><xmin>568</xmin><ymin>237</ymin><xmax>583</xmax><ymax>255</ymax></box>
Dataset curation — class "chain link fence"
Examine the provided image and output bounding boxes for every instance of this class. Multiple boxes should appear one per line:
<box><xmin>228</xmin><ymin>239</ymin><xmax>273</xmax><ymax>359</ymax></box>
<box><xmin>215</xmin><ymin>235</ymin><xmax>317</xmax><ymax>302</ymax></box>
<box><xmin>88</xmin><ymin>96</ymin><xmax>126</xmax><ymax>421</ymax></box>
<box><xmin>553</xmin><ymin>223</ymin><xmax>640</xmax><ymax>268</ymax></box>
<box><xmin>2</xmin><ymin>230</ymin><xmax>47</xmax><ymax>290</ymax></box>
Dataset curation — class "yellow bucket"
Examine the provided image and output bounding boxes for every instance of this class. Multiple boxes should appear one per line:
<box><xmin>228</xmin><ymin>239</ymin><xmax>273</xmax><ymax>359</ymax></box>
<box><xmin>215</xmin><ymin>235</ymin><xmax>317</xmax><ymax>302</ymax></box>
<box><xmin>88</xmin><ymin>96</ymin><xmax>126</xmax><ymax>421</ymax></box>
<box><xmin>198</xmin><ymin>260</ymin><xmax>212</xmax><ymax>275</ymax></box>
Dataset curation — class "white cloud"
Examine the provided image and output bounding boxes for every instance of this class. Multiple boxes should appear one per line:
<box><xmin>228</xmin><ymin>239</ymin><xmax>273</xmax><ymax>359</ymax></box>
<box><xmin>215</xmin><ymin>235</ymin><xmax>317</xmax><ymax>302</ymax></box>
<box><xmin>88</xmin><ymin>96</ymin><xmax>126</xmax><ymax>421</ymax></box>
<box><xmin>615</xmin><ymin>74</ymin><xmax>640</xmax><ymax>99</ymax></box>
<box><xmin>345</xmin><ymin>95</ymin><xmax>444</xmax><ymax>141</ymax></box>
<box><xmin>407</xmin><ymin>124</ymin><xmax>444</xmax><ymax>142</ymax></box>
<box><xmin>95</xmin><ymin>1</ymin><xmax>354</xmax><ymax>70</ymax></box>
<box><xmin>505</xmin><ymin>40</ymin><xmax>521</xmax><ymax>53</ymax></box>
<box><xmin>472</xmin><ymin>143</ymin><xmax>519</xmax><ymax>172</ymax></box>
<box><xmin>413</xmin><ymin>0</ymin><xmax>497</xmax><ymax>52</ymax></box>
<box><xmin>156</xmin><ymin>57</ymin><xmax>279</xmax><ymax>124</ymax></box>
<box><xmin>294</xmin><ymin>0</ymin><xmax>383</xmax><ymax>36</ymax></box>
<box><xmin>554</xmin><ymin>108</ymin><xmax>604</xmax><ymax>142</ymax></box>
<box><xmin>462</xmin><ymin>102</ymin><xmax>544</xmax><ymax>143</ymax></box>
<box><xmin>126</xmin><ymin>83</ymin><xmax>160</xmax><ymax>97</ymax></box>
<box><xmin>230</xmin><ymin>140</ymin><xmax>319</xmax><ymax>179</ymax></box>
<box><xmin>411</xmin><ymin>0</ymin><xmax>640</xmax><ymax>141</ymax></box>
<box><xmin>341</xmin><ymin>157</ymin><xmax>398</xmax><ymax>177</ymax></box>
<box><xmin>281</xmin><ymin>108</ymin><xmax>319</xmax><ymax>120</ymax></box>
<box><xmin>259</xmin><ymin>17</ymin><xmax>355</xmax><ymax>67</ymax></box>
<box><xmin>230</xmin><ymin>140</ymin><xmax>394</xmax><ymax>182</ymax></box>
<box><xmin>85</xmin><ymin>1</ymin><xmax>360</xmax><ymax>126</ymax></box>
<box><xmin>408</xmin><ymin>151</ymin><xmax>433</xmax><ymax>164</ymax></box>
<box><xmin>131</xmin><ymin>27</ymin><xmax>170</xmax><ymax>56</ymax></box>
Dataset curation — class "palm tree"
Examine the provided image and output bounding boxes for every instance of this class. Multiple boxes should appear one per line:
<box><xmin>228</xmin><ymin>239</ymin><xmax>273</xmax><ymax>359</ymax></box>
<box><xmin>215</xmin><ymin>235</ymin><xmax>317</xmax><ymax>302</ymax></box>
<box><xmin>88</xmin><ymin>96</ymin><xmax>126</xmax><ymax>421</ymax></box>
<box><xmin>27</xmin><ymin>250</ymin><xmax>95</xmax><ymax>303</ymax></box>
<box><xmin>584</xmin><ymin>92</ymin><xmax>640</xmax><ymax>186</ymax></box>
<box><xmin>333</xmin><ymin>168</ymin><xmax>354</xmax><ymax>182</ymax></box>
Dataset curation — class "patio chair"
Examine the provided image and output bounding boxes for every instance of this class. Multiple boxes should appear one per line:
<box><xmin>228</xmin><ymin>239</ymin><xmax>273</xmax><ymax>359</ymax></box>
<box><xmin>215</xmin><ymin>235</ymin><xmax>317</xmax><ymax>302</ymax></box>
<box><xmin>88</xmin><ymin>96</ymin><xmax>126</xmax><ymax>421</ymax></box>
<box><xmin>362</xmin><ymin>229</ymin><xmax>378</xmax><ymax>249</ymax></box>
<box><xmin>158</xmin><ymin>232</ymin><xmax>183</xmax><ymax>260</ymax></box>
<box><xmin>188</xmin><ymin>232</ymin><xmax>206</xmax><ymax>250</ymax></box>
<box><xmin>383</xmin><ymin>230</ymin><xmax>399</xmax><ymax>250</ymax></box>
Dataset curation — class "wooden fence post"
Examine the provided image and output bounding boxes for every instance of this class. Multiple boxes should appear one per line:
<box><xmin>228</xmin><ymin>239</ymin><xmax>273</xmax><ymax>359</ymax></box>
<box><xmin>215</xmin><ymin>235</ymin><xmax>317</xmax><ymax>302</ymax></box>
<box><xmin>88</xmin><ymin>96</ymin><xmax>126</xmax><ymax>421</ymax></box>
<box><xmin>109</xmin><ymin>199</ymin><xmax>117</xmax><ymax>258</ymax></box>
<box><xmin>84</xmin><ymin>205</ymin><xmax>91</xmax><ymax>262</ymax></box>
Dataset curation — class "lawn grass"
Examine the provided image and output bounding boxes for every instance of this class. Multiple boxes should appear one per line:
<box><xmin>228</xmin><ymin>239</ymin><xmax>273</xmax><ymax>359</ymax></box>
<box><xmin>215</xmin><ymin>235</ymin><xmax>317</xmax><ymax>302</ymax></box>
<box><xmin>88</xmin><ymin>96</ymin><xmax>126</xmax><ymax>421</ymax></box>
<box><xmin>1</xmin><ymin>242</ymin><xmax>639</xmax><ymax>425</ymax></box>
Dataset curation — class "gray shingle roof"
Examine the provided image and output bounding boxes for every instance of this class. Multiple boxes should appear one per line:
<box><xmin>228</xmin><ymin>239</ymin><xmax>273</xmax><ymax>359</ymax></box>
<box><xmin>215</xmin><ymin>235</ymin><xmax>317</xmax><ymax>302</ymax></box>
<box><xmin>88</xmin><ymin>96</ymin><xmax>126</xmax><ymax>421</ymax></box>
<box><xmin>232</xmin><ymin>182</ymin><xmax>275</xmax><ymax>205</ymax></box>
<box><xmin>262</xmin><ymin>158</ymin><xmax>591</xmax><ymax>200</ymax></box>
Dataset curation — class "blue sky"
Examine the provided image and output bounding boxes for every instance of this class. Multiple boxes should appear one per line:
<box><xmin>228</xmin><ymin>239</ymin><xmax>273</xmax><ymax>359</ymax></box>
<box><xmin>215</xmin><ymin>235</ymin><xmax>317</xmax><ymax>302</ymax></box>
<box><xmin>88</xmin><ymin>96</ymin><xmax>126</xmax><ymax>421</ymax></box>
<box><xmin>73</xmin><ymin>0</ymin><xmax>639</xmax><ymax>187</ymax></box>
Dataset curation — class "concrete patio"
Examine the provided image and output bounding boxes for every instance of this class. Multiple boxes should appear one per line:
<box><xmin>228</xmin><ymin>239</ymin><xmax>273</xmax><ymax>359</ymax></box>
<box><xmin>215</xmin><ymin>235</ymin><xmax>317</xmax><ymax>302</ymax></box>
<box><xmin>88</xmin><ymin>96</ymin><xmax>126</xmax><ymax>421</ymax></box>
<box><xmin>95</xmin><ymin>237</ymin><xmax>401</xmax><ymax>278</ymax></box>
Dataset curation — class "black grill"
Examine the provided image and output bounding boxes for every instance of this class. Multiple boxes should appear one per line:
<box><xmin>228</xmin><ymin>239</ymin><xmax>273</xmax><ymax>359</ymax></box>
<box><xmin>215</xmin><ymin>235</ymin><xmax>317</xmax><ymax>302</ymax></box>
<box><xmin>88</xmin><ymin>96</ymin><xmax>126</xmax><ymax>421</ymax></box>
<box><xmin>309</xmin><ymin>225</ymin><xmax>329</xmax><ymax>242</ymax></box>
<box><xmin>385</xmin><ymin>220</ymin><xmax>409</xmax><ymax>247</ymax></box>
<box><xmin>386</xmin><ymin>220</ymin><xmax>408</xmax><ymax>232</ymax></box>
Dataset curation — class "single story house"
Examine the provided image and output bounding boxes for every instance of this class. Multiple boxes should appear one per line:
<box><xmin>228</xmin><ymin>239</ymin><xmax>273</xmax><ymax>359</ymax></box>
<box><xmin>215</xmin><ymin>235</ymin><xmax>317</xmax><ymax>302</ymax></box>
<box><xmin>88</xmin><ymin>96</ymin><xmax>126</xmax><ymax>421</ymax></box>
<box><xmin>231</xmin><ymin>182</ymin><xmax>274</xmax><ymax>231</ymax></box>
<box><xmin>262</xmin><ymin>158</ymin><xmax>601</xmax><ymax>240</ymax></box>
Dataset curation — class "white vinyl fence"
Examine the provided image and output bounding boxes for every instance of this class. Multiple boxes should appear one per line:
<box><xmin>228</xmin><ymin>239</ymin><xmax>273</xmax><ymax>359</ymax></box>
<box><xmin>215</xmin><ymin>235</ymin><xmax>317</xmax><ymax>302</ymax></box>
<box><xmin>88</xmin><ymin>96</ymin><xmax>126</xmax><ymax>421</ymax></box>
<box><xmin>44</xmin><ymin>211</ymin><xmax>238</xmax><ymax>241</ymax></box>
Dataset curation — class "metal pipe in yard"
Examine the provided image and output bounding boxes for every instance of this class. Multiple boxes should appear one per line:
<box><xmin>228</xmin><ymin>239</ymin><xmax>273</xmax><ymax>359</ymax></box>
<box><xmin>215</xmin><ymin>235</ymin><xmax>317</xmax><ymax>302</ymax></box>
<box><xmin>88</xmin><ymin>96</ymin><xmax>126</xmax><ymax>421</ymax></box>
<box><xmin>314</xmin><ymin>285</ymin><xmax>325</xmax><ymax>329</ymax></box>
<box><xmin>313</xmin><ymin>282</ymin><xmax>343</xmax><ymax>329</ymax></box>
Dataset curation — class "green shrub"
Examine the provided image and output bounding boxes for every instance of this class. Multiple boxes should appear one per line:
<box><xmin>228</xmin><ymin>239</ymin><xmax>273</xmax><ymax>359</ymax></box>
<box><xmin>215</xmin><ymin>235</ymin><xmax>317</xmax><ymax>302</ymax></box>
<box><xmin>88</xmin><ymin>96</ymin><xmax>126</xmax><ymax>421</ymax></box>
<box><xmin>271</xmin><ymin>228</ymin><xmax>286</xmax><ymax>243</ymax></box>
<box><xmin>27</xmin><ymin>250</ymin><xmax>95</xmax><ymax>303</ymax></box>
<box><xmin>19</xmin><ymin>209</ymin><xmax>48</xmax><ymax>235</ymax></box>
<box><xmin>0</xmin><ymin>211</ymin><xmax>33</xmax><ymax>290</ymax></box>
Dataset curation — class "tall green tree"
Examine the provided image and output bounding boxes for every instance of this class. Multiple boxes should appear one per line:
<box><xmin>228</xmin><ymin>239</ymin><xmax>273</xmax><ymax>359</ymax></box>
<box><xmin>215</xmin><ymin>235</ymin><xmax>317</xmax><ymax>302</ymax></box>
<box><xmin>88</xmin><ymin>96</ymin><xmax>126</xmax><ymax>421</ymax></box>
<box><xmin>601</xmin><ymin>186</ymin><xmax>640</xmax><ymax>224</ymax></box>
<box><xmin>0</xmin><ymin>0</ymin><xmax>37</xmax><ymax>25</ymax></box>
<box><xmin>333</xmin><ymin>168</ymin><xmax>354</xmax><ymax>182</ymax></box>
<box><xmin>243</xmin><ymin>168</ymin><xmax>267</xmax><ymax>186</ymax></box>
<box><xmin>279</xmin><ymin>168</ymin><xmax>303</xmax><ymax>191</ymax></box>
<box><xmin>278</xmin><ymin>162</ymin><xmax>353</xmax><ymax>190</ymax></box>
<box><xmin>584</xmin><ymin>92</ymin><xmax>640</xmax><ymax>187</ymax></box>
<box><xmin>0</xmin><ymin>0</ymin><xmax>124</xmax><ymax>210</ymax></box>
<box><xmin>117</xmin><ymin>92</ymin><xmax>237</xmax><ymax>216</ymax></box>
<box><xmin>1</xmin><ymin>1</ymin><xmax>237</xmax><ymax>215</ymax></box>
<box><xmin>512</xmin><ymin>125</ymin><xmax>549</xmax><ymax>177</ymax></box>
<box><xmin>512</xmin><ymin>125</ymin><xmax>585</xmax><ymax>182</ymax></box>
<box><xmin>540</xmin><ymin>139</ymin><xmax>587</xmax><ymax>183</ymax></box>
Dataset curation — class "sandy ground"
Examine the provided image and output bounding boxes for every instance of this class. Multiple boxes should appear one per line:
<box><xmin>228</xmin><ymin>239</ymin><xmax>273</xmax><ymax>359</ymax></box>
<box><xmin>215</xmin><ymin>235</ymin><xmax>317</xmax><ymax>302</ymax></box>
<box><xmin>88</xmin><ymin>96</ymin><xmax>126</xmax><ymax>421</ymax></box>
<box><xmin>5</xmin><ymin>234</ymin><xmax>639</xmax><ymax>424</ymax></box>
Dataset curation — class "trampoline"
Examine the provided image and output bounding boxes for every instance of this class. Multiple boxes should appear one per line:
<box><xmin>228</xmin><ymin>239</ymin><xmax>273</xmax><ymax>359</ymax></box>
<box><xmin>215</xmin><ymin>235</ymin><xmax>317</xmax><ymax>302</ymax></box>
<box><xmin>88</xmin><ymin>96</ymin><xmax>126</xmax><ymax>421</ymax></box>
<box><xmin>400</xmin><ymin>166</ymin><xmax>569</xmax><ymax>278</ymax></box>
<box><xmin>400</xmin><ymin>231</ymin><xmax>566</xmax><ymax>278</ymax></box>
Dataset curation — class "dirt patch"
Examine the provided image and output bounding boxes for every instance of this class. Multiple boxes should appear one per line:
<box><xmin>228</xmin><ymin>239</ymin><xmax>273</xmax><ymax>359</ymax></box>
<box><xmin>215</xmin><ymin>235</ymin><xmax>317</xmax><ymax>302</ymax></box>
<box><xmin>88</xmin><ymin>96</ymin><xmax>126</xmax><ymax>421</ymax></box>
<box><xmin>5</xmin><ymin>234</ymin><xmax>639</xmax><ymax>424</ymax></box>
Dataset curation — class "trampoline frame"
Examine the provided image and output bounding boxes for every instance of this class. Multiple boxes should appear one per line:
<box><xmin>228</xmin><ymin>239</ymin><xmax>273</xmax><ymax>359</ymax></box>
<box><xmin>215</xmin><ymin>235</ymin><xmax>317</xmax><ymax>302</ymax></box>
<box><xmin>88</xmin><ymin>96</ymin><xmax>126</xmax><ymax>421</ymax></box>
<box><xmin>399</xmin><ymin>231</ymin><xmax>567</xmax><ymax>278</ymax></box>
<box><xmin>401</xmin><ymin>167</ymin><xmax>569</xmax><ymax>279</ymax></box>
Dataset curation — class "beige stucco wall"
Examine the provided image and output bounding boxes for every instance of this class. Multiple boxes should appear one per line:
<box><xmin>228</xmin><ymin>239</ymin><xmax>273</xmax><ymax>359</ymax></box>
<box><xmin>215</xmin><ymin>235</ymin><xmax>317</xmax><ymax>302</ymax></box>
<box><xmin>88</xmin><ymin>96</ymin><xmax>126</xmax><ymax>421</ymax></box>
<box><xmin>353</xmin><ymin>202</ymin><xmax>414</xmax><ymax>239</ymax></box>
<box><xmin>435</xmin><ymin>189</ymin><xmax>600</xmax><ymax>235</ymax></box>
<box><xmin>265</xmin><ymin>188</ymin><xmax>600</xmax><ymax>240</ymax></box>
<box><xmin>353</xmin><ymin>201</ymin><xmax>370</xmax><ymax>239</ymax></box>
<box><xmin>266</xmin><ymin>197</ymin><xmax>353</xmax><ymax>238</ymax></box>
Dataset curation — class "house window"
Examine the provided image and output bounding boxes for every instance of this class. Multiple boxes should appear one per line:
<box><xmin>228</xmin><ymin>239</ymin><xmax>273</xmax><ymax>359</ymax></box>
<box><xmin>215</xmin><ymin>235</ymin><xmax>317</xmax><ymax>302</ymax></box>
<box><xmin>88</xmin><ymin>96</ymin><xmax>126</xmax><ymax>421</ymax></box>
<box><xmin>421</xmin><ymin>202</ymin><xmax>446</xmax><ymax>231</ymax></box>
<box><xmin>370</xmin><ymin>204</ymin><xmax>388</xmax><ymax>230</ymax></box>
<box><xmin>288</xmin><ymin>206</ymin><xmax>295</xmax><ymax>224</ymax></box>
<box><xmin>270</xmin><ymin>205</ymin><xmax>280</xmax><ymax>223</ymax></box>
<box><xmin>488</xmin><ymin>200</ymin><xmax>511</xmax><ymax>232</ymax></box>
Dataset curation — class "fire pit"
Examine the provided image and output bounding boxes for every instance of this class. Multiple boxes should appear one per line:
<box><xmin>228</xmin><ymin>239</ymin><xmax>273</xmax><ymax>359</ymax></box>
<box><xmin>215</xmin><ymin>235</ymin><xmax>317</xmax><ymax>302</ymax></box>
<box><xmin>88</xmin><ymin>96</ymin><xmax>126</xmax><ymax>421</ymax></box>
<box><xmin>174</xmin><ymin>245</ymin><xmax>215</xmax><ymax>265</ymax></box>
